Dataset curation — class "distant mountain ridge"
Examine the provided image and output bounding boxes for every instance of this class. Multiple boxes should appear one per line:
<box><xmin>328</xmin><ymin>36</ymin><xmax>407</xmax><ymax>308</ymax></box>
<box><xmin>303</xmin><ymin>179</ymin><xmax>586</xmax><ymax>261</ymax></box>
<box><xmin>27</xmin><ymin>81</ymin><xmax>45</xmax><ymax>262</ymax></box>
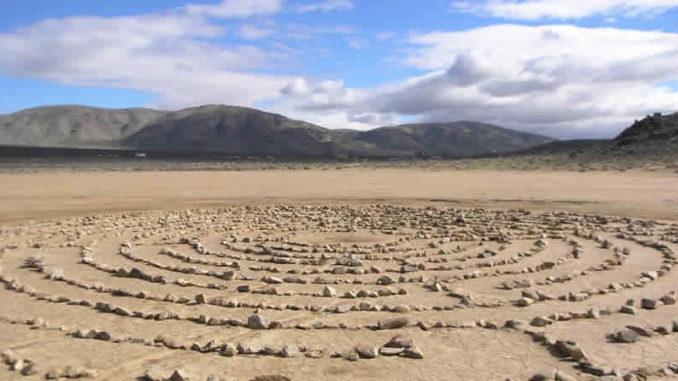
<box><xmin>0</xmin><ymin>105</ymin><xmax>165</xmax><ymax>148</ymax></box>
<box><xmin>0</xmin><ymin>104</ymin><xmax>555</xmax><ymax>158</ymax></box>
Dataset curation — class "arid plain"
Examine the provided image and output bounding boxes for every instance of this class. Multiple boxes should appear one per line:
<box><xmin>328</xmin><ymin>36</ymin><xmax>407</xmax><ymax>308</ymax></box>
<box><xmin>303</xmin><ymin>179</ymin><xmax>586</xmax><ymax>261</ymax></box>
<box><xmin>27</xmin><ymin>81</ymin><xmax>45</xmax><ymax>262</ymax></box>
<box><xmin>1</xmin><ymin>168</ymin><xmax>678</xmax><ymax>381</ymax></box>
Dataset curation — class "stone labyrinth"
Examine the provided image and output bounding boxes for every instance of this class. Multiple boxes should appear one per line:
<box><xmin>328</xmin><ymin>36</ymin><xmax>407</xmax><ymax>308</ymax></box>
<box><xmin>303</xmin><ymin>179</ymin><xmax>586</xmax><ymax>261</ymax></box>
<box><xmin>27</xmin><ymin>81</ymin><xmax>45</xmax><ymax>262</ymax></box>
<box><xmin>1</xmin><ymin>205</ymin><xmax>678</xmax><ymax>380</ymax></box>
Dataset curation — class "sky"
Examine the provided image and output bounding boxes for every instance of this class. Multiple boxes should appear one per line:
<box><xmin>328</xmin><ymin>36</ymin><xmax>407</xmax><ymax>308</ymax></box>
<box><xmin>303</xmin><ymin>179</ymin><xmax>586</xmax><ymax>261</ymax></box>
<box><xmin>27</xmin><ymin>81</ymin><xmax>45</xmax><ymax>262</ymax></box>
<box><xmin>1</xmin><ymin>0</ymin><xmax>678</xmax><ymax>139</ymax></box>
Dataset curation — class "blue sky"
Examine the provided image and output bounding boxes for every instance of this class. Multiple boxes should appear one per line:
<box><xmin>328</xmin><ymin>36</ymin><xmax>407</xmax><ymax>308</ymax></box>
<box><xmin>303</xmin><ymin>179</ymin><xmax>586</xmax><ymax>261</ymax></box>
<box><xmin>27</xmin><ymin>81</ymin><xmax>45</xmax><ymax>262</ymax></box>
<box><xmin>1</xmin><ymin>0</ymin><xmax>678</xmax><ymax>138</ymax></box>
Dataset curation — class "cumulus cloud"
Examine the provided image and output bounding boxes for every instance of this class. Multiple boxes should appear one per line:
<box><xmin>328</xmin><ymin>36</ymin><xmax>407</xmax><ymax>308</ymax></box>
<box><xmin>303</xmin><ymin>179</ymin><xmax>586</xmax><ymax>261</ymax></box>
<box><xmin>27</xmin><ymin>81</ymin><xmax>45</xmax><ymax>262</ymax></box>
<box><xmin>297</xmin><ymin>0</ymin><xmax>354</xmax><ymax>13</ymax></box>
<box><xmin>0</xmin><ymin>11</ymin><xmax>290</xmax><ymax>109</ymax></box>
<box><xmin>1</xmin><ymin>2</ymin><xmax>678</xmax><ymax>138</ymax></box>
<box><xmin>278</xmin><ymin>25</ymin><xmax>678</xmax><ymax>137</ymax></box>
<box><xmin>452</xmin><ymin>0</ymin><xmax>678</xmax><ymax>20</ymax></box>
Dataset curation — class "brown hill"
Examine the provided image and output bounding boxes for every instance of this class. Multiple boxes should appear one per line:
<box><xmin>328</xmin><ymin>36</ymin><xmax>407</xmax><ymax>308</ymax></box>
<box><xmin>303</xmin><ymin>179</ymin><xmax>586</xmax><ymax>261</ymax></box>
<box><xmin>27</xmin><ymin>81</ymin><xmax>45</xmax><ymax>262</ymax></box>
<box><xmin>0</xmin><ymin>105</ymin><xmax>165</xmax><ymax>147</ymax></box>
<box><xmin>0</xmin><ymin>104</ymin><xmax>554</xmax><ymax>158</ymax></box>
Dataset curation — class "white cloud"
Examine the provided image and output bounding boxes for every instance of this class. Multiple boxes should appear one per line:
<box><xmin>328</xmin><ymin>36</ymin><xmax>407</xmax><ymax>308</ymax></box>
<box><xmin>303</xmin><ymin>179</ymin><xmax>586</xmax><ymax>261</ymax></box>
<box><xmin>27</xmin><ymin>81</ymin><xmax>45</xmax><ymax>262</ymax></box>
<box><xmin>276</xmin><ymin>25</ymin><xmax>678</xmax><ymax>137</ymax></box>
<box><xmin>2</xmin><ymin>3</ymin><xmax>678</xmax><ymax>139</ymax></box>
<box><xmin>238</xmin><ymin>24</ymin><xmax>275</xmax><ymax>40</ymax></box>
<box><xmin>297</xmin><ymin>0</ymin><xmax>354</xmax><ymax>13</ymax></box>
<box><xmin>185</xmin><ymin>0</ymin><xmax>281</xmax><ymax>18</ymax></box>
<box><xmin>0</xmin><ymin>12</ymin><xmax>290</xmax><ymax>109</ymax></box>
<box><xmin>452</xmin><ymin>0</ymin><xmax>678</xmax><ymax>20</ymax></box>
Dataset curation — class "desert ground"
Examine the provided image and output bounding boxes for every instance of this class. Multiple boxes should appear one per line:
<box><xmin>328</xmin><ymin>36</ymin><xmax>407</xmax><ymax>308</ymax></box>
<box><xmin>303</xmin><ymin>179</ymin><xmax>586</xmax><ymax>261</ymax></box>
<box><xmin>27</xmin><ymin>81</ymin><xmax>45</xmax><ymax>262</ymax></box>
<box><xmin>1</xmin><ymin>168</ymin><xmax>678</xmax><ymax>381</ymax></box>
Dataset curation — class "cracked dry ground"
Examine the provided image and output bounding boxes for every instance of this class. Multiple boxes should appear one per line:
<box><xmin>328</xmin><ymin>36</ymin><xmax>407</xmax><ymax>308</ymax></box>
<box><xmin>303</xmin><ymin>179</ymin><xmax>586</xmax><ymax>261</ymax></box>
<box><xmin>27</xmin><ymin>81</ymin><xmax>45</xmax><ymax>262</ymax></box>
<box><xmin>1</xmin><ymin>204</ymin><xmax>678</xmax><ymax>381</ymax></box>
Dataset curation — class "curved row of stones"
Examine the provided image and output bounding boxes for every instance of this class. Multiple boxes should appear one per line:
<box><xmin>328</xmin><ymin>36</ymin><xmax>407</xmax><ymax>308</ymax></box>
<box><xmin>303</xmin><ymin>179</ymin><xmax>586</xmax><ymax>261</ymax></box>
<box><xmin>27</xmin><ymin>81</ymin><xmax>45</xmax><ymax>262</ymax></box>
<box><xmin>0</xmin><ymin>205</ymin><xmax>677</xmax><ymax>380</ymax></box>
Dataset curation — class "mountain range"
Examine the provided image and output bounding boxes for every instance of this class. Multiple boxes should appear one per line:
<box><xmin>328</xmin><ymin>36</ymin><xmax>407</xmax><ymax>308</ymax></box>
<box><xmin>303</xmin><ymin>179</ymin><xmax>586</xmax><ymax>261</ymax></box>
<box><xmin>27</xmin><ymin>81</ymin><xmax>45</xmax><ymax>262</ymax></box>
<box><xmin>1</xmin><ymin>105</ymin><xmax>676</xmax><ymax>159</ymax></box>
<box><xmin>0</xmin><ymin>105</ymin><xmax>553</xmax><ymax>158</ymax></box>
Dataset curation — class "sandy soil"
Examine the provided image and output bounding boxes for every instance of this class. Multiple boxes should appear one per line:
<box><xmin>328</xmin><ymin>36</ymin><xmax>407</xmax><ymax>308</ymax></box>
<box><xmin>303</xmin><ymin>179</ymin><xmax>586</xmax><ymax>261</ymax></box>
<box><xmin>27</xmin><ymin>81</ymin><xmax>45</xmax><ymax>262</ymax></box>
<box><xmin>0</xmin><ymin>169</ymin><xmax>676</xmax><ymax>222</ymax></box>
<box><xmin>0</xmin><ymin>169</ymin><xmax>677</xmax><ymax>381</ymax></box>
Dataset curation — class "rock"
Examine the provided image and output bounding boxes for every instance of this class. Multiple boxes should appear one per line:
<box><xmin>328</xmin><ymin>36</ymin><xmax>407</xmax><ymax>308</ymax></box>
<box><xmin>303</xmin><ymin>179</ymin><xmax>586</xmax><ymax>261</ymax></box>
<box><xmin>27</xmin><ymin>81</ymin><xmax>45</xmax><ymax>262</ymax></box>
<box><xmin>393</xmin><ymin>305</ymin><xmax>410</xmax><ymax>313</ymax></box>
<box><xmin>237</xmin><ymin>285</ymin><xmax>251</xmax><ymax>293</ymax></box>
<box><xmin>323</xmin><ymin>285</ymin><xmax>336</xmax><ymax>297</ymax></box>
<box><xmin>661</xmin><ymin>294</ymin><xmax>677</xmax><ymax>305</ymax></box>
<box><xmin>247</xmin><ymin>314</ymin><xmax>270</xmax><ymax>329</ymax></box>
<box><xmin>376</xmin><ymin>275</ymin><xmax>395</xmax><ymax>285</ymax></box>
<box><xmin>220</xmin><ymin>343</ymin><xmax>237</xmax><ymax>357</ymax></box>
<box><xmin>20</xmin><ymin>362</ymin><xmax>37</xmax><ymax>376</ymax></box>
<box><xmin>335</xmin><ymin>304</ymin><xmax>351</xmax><ymax>313</ymax></box>
<box><xmin>263</xmin><ymin>345</ymin><xmax>281</xmax><ymax>356</ymax></box>
<box><xmin>613</xmin><ymin>329</ymin><xmax>639</xmax><ymax>343</ymax></box>
<box><xmin>620</xmin><ymin>305</ymin><xmax>636</xmax><ymax>315</ymax></box>
<box><xmin>237</xmin><ymin>343</ymin><xmax>261</xmax><ymax>355</ymax></box>
<box><xmin>377</xmin><ymin>317</ymin><xmax>409</xmax><ymax>330</ymax></box>
<box><xmin>195</xmin><ymin>294</ymin><xmax>207</xmax><ymax>304</ymax></box>
<box><xmin>530</xmin><ymin>316</ymin><xmax>553</xmax><ymax>327</ymax></box>
<box><xmin>626</xmin><ymin>325</ymin><xmax>654</xmax><ymax>337</ymax></box>
<box><xmin>280</xmin><ymin>345</ymin><xmax>299</xmax><ymax>358</ymax></box>
<box><xmin>400</xmin><ymin>346</ymin><xmax>424</xmax><ymax>359</ymax></box>
<box><xmin>641</xmin><ymin>298</ymin><xmax>660</xmax><ymax>309</ymax></box>
<box><xmin>380</xmin><ymin>346</ymin><xmax>404</xmax><ymax>356</ymax></box>
<box><xmin>400</xmin><ymin>264</ymin><xmax>418</xmax><ymax>273</ymax></box>
<box><xmin>169</xmin><ymin>370</ymin><xmax>190</xmax><ymax>381</ymax></box>
<box><xmin>516</xmin><ymin>297</ymin><xmax>534</xmax><ymax>307</ymax></box>
<box><xmin>505</xmin><ymin>319</ymin><xmax>528</xmax><ymax>330</ymax></box>
<box><xmin>384</xmin><ymin>335</ymin><xmax>414</xmax><ymax>348</ymax></box>
<box><xmin>355</xmin><ymin>344</ymin><xmax>378</xmax><ymax>359</ymax></box>
<box><xmin>555</xmin><ymin>340</ymin><xmax>589</xmax><ymax>362</ymax></box>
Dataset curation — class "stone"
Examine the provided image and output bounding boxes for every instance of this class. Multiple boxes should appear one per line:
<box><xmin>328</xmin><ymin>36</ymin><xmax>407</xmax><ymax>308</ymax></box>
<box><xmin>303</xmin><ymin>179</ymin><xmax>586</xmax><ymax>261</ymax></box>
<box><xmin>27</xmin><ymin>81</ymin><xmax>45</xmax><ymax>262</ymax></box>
<box><xmin>263</xmin><ymin>345</ymin><xmax>281</xmax><ymax>356</ymax></box>
<box><xmin>323</xmin><ymin>285</ymin><xmax>336</xmax><ymax>297</ymax></box>
<box><xmin>20</xmin><ymin>362</ymin><xmax>37</xmax><ymax>376</ymax></box>
<box><xmin>280</xmin><ymin>345</ymin><xmax>299</xmax><ymax>358</ymax></box>
<box><xmin>384</xmin><ymin>335</ymin><xmax>415</xmax><ymax>348</ymax></box>
<box><xmin>626</xmin><ymin>325</ymin><xmax>654</xmax><ymax>337</ymax></box>
<box><xmin>641</xmin><ymin>298</ymin><xmax>660</xmax><ymax>309</ymax></box>
<box><xmin>377</xmin><ymin>317</ymin><xmax>409</xmax><ymax>330</ymax></box>
<box><xmin>195</xmin><ymin>293</ymin><xmax>207</xmax><ymax>304</ymax></box>
<box><xmin>620</xmin><ymin>305</ymin><xmax>636</xmax><ymax>315</ymax></box>
<box><xmin>613</xmin><ymin>329</ymin><xmax>639</xmax><ymax>343</ymax></box>
<box><xmin>530</xmin><ymin>316</ymin><xmax>553</xmax><ymax>327</ymax></box>
<box><xmin>376</xmin><ymin>275</ymin><xmax>395</xmax><ymax>285</ymax></box>
<box><xmin>168</xmin><ymin>370</ymin><xmax>190</xmax><ymax>381</ymax></box>
<box><xmin>247</xmin><ymin>314</ymin><xmax>270</xmax><ymax>329</ymax></box>
<box><xmin>516</xmin><ymin>297</ymin><xmax>534</xmax><ymax>307</ymax></box>
<box><xmin>220</xmin><ymin>343</ymin><xmax>237</xmax><ymax>357</ymax></box>
<box><xmin>335</xmin><ymin>304</ymin><xmax>352</xmax><ymax>313</ymax></box>
<box><xmin>400</xmin><ymin>346</ymin><xmax>424</xmax><ymax>359</ymax></box>
<box><xmin>380</xmin><ymin>347</ymin><xmax>404</xmax><ymax>356</ymax></box>
<box><xmin>355</xmin><ymin>344</ymin><xmax>378</xmax><ymax>359</ymax></box>
<box><xmin>661</xmin><ymin>294</ymin><xmax>677</xmax><ymax>305</ymax></box>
